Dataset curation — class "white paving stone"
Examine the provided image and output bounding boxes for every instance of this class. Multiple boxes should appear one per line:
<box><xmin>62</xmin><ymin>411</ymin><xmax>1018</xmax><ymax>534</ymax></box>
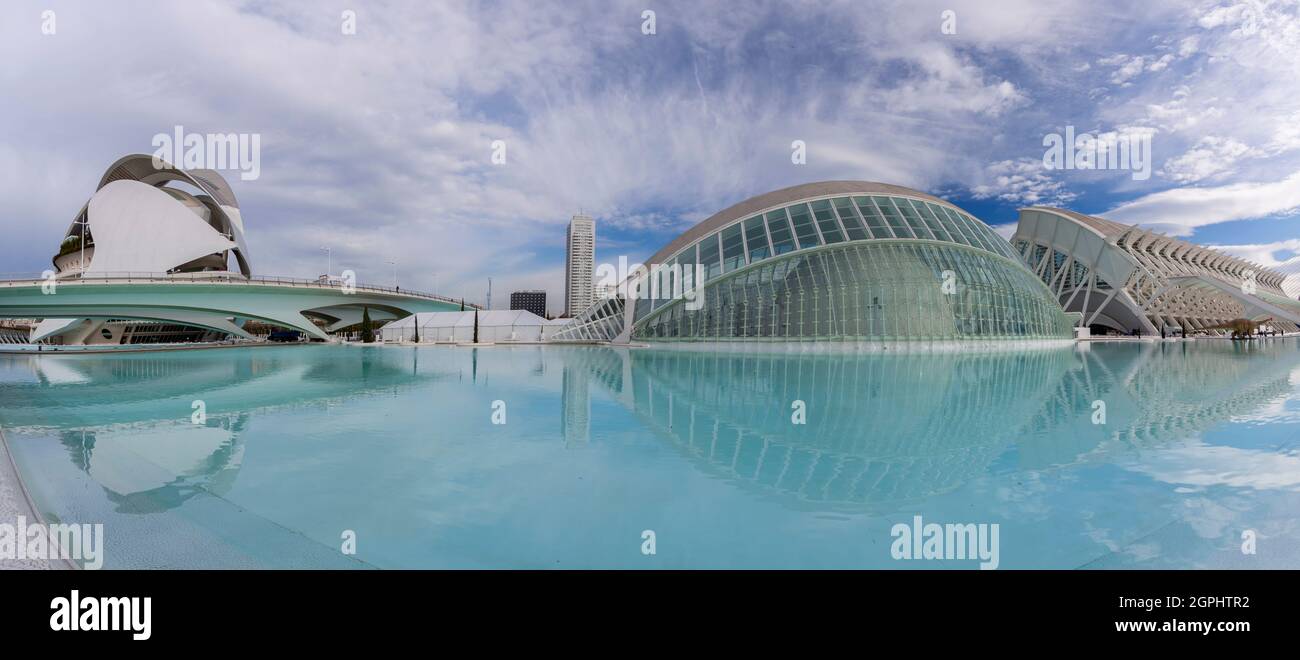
<box><xmin>0</xmin><ymin>429</ymin><xmax>54</xmax><ymax>570</ymax></box>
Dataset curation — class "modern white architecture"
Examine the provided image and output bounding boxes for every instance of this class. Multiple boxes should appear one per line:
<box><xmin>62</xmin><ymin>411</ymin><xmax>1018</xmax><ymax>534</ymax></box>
<box><xmin>378</xmin><ymin>310</ymin><xmax>568</xmax><ymax>343</ymax></box>
<box><xmin>554</xmin><ymin>181</ymin><xmax>1074</xmax><ymax>347</ymax></box>
<box><xmin>0</xmin><ymin>154</ymin><xmax>463</xmax><ymax>346</ymax></box>
<box><xmin>1012</xmin><ymin>207</ymin><xmax>1300</xmax><ymax>335</ymax></box>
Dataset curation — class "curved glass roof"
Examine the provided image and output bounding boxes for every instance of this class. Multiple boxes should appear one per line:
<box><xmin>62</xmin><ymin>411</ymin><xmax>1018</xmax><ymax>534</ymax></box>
<box><xmin>556</xmin><ymin>183</ymin><xmax>1038</xmax><ymax>343</ymax></box>
<box><xmin>658</xmin><ymin>193</ymin><xmax>1016</xmax><ymax>274</ymax></box>
<box><xmin>633</xmin><ymin>191</ymin><xmax>1021</xmax><ymax>320</ymax></box>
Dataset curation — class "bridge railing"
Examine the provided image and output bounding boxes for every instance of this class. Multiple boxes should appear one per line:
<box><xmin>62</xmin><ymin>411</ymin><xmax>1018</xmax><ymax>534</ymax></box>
<box><xmin>0</xmin><ymin>271</ymin><xmax>480</xmax><ymax>308</ymax></box>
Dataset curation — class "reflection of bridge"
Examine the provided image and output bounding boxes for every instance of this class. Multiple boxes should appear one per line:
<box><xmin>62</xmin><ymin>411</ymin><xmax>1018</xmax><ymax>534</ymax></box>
<box><xmin>0</xmin><ymin>272</ymin><xmax>465</xmax><ymax>341</ymax></box>
<box><xmin>0</xmin><ymin>345</ymin><xmax>461</xmax><ymax>429</ymax></box>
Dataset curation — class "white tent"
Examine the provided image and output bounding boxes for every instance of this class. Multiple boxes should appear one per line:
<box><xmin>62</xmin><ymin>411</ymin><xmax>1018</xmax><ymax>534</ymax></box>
<box><xmin>379</xmin><ymin>310</ymin><xmax>569</xmax><ymax>343</ymax></box>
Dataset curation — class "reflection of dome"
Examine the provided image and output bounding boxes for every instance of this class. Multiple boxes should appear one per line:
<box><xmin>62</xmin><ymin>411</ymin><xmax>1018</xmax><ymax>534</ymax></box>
<box><xmin>557</xmin><ymin>181</ymin><xmax>1075</xmax><ymax>346</ymax></box>
<box><xmin>567</xmin><ymin>346</ymin><xmax>1075</xmax><ymax>509</ymax></box>
<box><xmin>53</xmin><ymin>154</ymin><xmax>251</xmax><ymax>278</ymax></box>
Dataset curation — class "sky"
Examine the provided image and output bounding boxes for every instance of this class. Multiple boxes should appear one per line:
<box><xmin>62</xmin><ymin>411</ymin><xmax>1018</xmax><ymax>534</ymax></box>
<box><xmin>2</xmin><ymin>0</ymin><xmax>1299</xmax><ymax>313</ymax></box>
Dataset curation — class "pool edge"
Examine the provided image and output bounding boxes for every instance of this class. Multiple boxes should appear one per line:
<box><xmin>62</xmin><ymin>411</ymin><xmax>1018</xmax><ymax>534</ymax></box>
<box><xmin>0</xmin><ymin>425</ymin><xmax>76</xmax><ymax>570</ymax></box>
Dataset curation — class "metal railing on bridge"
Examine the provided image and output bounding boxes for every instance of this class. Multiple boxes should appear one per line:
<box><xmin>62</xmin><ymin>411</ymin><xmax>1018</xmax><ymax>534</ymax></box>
<box><xmin>0</xmin><ymin>271</ymin><xmax>481</xmax><ymax>309</ymax></box>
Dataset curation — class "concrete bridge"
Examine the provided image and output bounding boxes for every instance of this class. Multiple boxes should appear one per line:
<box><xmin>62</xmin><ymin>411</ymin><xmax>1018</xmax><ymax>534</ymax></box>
<box><xmin>0</xmin><ymin>273</ymin><xmax>472</xmax><ymax>341</ymax></box>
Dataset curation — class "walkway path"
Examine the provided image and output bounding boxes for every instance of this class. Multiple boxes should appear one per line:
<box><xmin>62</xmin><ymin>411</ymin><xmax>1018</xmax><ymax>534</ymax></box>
<box><xmin>0</xmin><ymin>428</ymin><xmax>53</xmax><ymax>569</ymax></box>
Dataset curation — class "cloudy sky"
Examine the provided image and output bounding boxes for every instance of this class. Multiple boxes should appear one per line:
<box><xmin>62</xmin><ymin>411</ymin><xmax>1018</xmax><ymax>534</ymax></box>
<box><xmin>2</xmin><ymin>0</ymin><xmax>1299</xmax><ymax>312</ymax></box>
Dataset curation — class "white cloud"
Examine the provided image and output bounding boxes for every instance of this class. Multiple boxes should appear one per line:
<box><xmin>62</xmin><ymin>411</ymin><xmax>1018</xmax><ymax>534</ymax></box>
<box><xmin>0</xmin><ymin>0</ymin><xmax>1297</xmax><ymax>302</ymax></box>
<box><xmin>971</xmin><ymin>158</ymin><xmax>1077</xmax><ymax>206</ymax></box>
<box><xmin>880</xmin><ymin>46</ymin><xmax>1027</xmax><ymax>117</ymax></box>
<box><xmin>1146</xmin><ymin>53</ymin><xmax>1176</xmax><ymax>72</ymax></box>
<box><xmin>1127</xmin><ymin>443</ymin><xmax>1300</xmax><ymax>492</ymax></box>
<box><xmin>1160</xmin><ymin>136</ymin><xmax>1256</xmax><ymax>183</ymax></box>
<box><xmin>1105</xmin><ymin>170</ymin><xmax>1300</xmax><ymax>236</ymax></box>
<box><xmin>1207</xmin><ymin>238</ymin><xmax>1300</xmax><ymax>267</ymax></box>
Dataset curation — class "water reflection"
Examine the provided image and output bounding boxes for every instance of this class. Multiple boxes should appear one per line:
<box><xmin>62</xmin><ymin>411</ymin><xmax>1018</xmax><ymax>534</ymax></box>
<box><xmin>561</xmin><ymin>340</ymin><xmax>1300</xmax><ymax>509</ymax></box>
<box><xmin>3</xmin><ymin>339</ymin><xmax>1300</xmax><ymax>568</ymax></box>
<box><xmin>54</xmin><ymin>414</ymin><xmax>249</xmax><ymax>513</ymax></box>
<box><xmin>1</xmin><ymin>346</ymin><xmax>459</xmax><ymax>514</ymax></box>
<box><xmin>564</xmin><ymin>346</ymin><xmax>1075</xmax><ymax>508</ymax></box>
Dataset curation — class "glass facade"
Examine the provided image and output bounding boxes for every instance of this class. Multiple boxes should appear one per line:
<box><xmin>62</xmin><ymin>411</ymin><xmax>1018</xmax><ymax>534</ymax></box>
<box><xmin>633</xmin><ymin>241</ymin><xmax>1073</xmax><ymax>341</ymax></box>
<box><xmin>554</xmin><ymin>189</ymin><xmax>1075</xmax><ymax>344</ymax></box>
<box><xmin>651</xmin><ymin>195</ymin><xmax>1021</xmax><ymax>284</ymax></box>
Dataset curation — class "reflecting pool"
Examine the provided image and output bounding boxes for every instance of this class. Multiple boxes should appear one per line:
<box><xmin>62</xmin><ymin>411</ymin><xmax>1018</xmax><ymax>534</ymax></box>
<box><xmin>2</xmin><ymin>340</ymin><xmax>1299</xmax><ymax>568</ymax></box>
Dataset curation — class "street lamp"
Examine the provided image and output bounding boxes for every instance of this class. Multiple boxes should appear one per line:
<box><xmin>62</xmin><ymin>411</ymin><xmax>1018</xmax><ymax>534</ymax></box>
<box><xmin>321</xmin><ymin>246</ymin><xmax>331</xmax><ymax>278</ymax></box>
<box><xmin>386</xmin><ymin>260</ymin><xmax>397</xmax><ymax>289</ymax></box>
<box><xmin>76</xmin><ymin>215</ymin><xmax>89</xmax><ymax>275</ymax></box>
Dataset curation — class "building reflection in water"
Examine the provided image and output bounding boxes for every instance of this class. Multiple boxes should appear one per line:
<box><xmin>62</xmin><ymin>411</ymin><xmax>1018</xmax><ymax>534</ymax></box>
<box><xmin>9</xmin><ymin>339</ymin><xmax>1300</xmax><ymax>520</ymax></box>
<box><xmin>560</xmin><ymin>339</ymin><xmax>1300</xmax><ymax>510</ymax></box>
<box><xmin>561</xmin><ymin>366</ymin><xmax>590</xmax><ymax>448</ymax></box>
<box><xmin>3</xmin><ymin>347</ymin><xmax>460</xmax><ymax>514</ymax></box>
<box><xmin>55</xmin><ymin>413</ymin><xmax>250</xmax><ymax>513</ymax></box>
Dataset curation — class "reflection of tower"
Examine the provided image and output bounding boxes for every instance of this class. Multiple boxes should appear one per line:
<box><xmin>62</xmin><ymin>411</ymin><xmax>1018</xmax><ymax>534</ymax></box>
<box><xmin>561</xmin><ymin>366</ymin><xmax>591</xmax><ymax>448</ymax></box>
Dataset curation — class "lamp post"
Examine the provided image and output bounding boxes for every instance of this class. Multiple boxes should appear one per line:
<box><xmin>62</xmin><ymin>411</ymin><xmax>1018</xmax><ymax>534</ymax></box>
<box><xmin>386</xmin><ymin>260</ymin><xmax>397</xmax><ymax>288</ymax></box>
<box><xmin>321</xmin><ymin>246</ymin><xmax>331</xmax><ymax>278</ymax></box>
<box><xmin>75</xmin><ymin>215</ymin><xmax>90</xmax><ymax>275</ymax></box>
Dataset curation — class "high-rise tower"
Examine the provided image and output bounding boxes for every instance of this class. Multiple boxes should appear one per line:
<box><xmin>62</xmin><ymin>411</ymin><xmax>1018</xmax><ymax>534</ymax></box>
<box><xmin>564</xmin><ymin>213</ymin><xmax>595</xmax><ymax>317</ymax></box>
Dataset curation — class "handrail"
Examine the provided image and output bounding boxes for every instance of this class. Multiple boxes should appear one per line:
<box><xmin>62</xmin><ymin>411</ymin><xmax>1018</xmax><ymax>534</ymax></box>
<box><xmin>0</xmin><ymin>271</ymin><xmax>481</xmax><ymax>308</ymax></box>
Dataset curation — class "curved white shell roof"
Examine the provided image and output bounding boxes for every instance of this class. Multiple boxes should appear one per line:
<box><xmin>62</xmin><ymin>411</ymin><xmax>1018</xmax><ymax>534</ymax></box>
<box><xmin>83</xmin><ymin>180</ymin><xmax>239</xmax><ymax>274</ymax></box>
<box><xmin>58</xmin><ymin>154</ymin><xmax>251</xmax><ymax>277</ymax></box>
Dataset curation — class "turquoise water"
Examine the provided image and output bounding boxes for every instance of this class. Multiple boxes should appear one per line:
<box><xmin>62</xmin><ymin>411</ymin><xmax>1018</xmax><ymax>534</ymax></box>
<box><xmin>2</xmin><ymin>341</ymin><xmax>1300</xmax><ymax>569</ymax></box>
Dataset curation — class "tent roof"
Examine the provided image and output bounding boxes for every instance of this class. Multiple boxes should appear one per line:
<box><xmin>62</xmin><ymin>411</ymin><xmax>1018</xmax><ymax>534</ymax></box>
<box><xmin>380</xmin><ymin>310</ymin><xmax>561</xmax><ymax>329</ymax></box>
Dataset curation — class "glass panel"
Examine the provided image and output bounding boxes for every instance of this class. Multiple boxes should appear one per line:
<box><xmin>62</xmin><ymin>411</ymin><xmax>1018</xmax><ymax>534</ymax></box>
<box><xmin>958</xmin><ymin>212</ymin><xmax>998</xmax><ymax>253</ymax></box>
<box><xmin>927</xmin><ymin>203</ymin><xmax>968</xmax><ymax>247</ymax></box>
<box><xmin>721</xmin><ymin>223</ymin><xmax>746</xmax><ymax>273</ymax></box>
<box><xmin>965</xmin><ymin>213</ymin><xmax>1014</xmax><ymax>259</ymax></box>
<box><xmin>871</xmin><ymin>197</ymin><xmax>914</xmax><ymax>239</ymax></box>
<box><xmin>894</xmin><ymin>197</ymin><xmax>934</xmax><ymax>240</ymax></box>
<box><xmin>677</xmin><ymin>242</ymin><xmax>698</xmax><ymax>294</ymax></box>
<box><xmin>743</xmin><ymin>215</ymin><xmax>770</xmax><ymax>262</ymax></box>
<box><xmin>630</xmin><ymin>242</ymin><xmax>1074</xmax><ymax>341</ymax></box>
<box><xmin>855</xmin><ymin>196</ymin><xmax>892</xmax><ymax>238</ymax></box>
<box><xmin>766</xmin><ymin>210</ymin><xmax>796</xmax><ymax>255</ymax></box>
<box><xmin>787</xmin><ymin>203</ymin><xmax>822</xmax><ymax>249</ymax></box>
<box><xmin>699</xmin><ymin>232</ymin><xmax>722</xmax><ymax>281</ymax></box>
<box><xmin>910</xmin><ymin>200</ymin><xmax>951</xmax><ymax>242</ymax></box>
<box><xmin>650</xmin><ymin>260</ymin><xmax>667</xmax><ymax>311</ymax></box>
<box><xmin>833</xmin><ymin>197</ymin><xmax>868</xmax><ymax>241</ymax></box>
<box><xmin>810</xmin><ymin>199</ymin><xmax>845</xmax><ymax>243</ymax></box>
<box><xmin>938</xmin><ymin>205</ymin><xmax>981</xmax><ymax>248</ymax></box>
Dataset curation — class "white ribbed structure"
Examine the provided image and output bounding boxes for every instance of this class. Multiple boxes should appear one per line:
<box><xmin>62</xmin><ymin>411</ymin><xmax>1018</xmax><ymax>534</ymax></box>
<box><xmin>1012</xmin><ymin>207</ymin><xmax>1300</xmax><ymax>335</ymax></box>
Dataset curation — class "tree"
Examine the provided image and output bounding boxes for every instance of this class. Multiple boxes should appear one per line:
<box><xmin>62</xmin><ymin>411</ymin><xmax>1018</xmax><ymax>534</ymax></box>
<box><xmin>460</xmin><ymin>298</ymin><xmax>465</xmax><ymax>311</ymax></box>
<box><xmin>412</xmin><ymin>314</ymin><xmax>420</xmax><ymax>343</ymax></box>
<box><xmin>473</xmin><ymin>309</ymin><xmax>479</xmax><ymax>344</ymax></box>
<box><xmin>361</xmin><ymin>306</ymin><xmax>375</xmax><ymax>343</ymax></box>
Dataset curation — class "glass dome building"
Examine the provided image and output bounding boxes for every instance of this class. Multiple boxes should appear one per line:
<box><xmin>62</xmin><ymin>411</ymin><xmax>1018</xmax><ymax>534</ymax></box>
<box><xmin>554</xmin><ymin>181</ymin><xmax>1075</xmax><ymax>347</ymax></box>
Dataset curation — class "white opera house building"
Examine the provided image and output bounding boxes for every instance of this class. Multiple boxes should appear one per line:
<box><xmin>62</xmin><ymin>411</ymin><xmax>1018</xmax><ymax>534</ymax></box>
<box><xmin>0</xmin><ymin>155</ymin><xmax>459</xmax><ymax>347</ymax></box>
